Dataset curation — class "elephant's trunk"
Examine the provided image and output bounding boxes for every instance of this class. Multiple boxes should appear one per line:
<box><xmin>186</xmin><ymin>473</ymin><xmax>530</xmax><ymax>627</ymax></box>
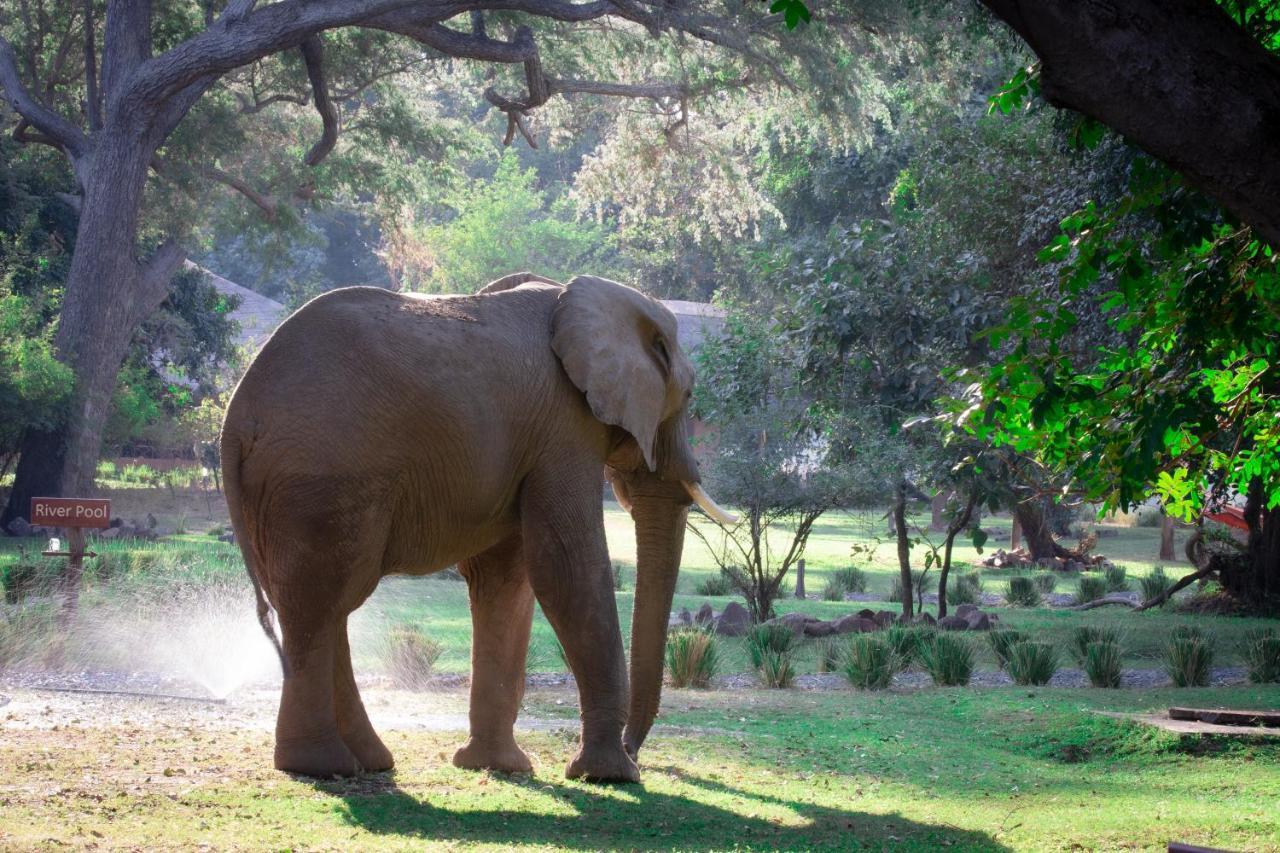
<box><xmin>622</xmin><ymin>494</ymin><xmax>688</xmax><ymax>757</ymax></box>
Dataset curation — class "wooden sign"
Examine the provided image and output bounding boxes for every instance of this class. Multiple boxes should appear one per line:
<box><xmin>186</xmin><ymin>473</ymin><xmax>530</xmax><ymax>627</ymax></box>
<box><xmin>31</xmin><ymin>497</ymin><xmax>112</xmax><ymax>529</ymax></box>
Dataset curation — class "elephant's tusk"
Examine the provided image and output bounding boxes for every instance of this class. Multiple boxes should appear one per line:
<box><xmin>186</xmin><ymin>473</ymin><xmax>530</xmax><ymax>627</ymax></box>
<box><xmin>683</xmin><ymin>481</ymin><xmax>738</xmax><ymax>525</ymax></box>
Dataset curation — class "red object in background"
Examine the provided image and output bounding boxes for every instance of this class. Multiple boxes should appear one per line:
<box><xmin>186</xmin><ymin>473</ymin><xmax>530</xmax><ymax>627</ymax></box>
<box><xmin>1205</xmin><ymin>505</ymin><xmax>1249</xmax><ymax>532</ymax></box>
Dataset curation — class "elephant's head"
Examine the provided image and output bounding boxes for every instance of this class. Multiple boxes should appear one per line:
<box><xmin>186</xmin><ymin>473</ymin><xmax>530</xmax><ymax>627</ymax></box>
<box><xmin>551</xmin><ymin>275</ymin><xmax>734</xmax><ymax>757</ymax></box>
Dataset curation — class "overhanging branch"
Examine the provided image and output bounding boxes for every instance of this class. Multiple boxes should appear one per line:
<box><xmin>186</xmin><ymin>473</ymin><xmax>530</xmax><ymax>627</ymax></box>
<box><xmin>0</xmin><ymin>36</ymin><xmax>88</xmax><ymax>157</ymax></box>
<box><xmin>299</xmin><ymin>36</ymin><xmax>338</xmax><ymax>166</ymax></box>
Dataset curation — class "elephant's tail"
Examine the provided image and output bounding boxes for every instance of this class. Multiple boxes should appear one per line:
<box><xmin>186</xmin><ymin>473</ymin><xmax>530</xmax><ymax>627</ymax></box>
<box><xmin>221</xmin><ymin>428</ymin><xmax>288</xmax><ymax>677</ymax></box>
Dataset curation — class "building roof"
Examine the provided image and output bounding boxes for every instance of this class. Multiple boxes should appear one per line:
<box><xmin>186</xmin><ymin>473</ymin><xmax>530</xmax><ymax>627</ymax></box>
<box><xmin>661</xmin><ymin>300</ymin><xmax>726</xmax><ymax>355</ymax></box>
<box><xmin>189</xmin><ymin>262</ymin><xmax>287</xmax><ymax>351</ymax></box>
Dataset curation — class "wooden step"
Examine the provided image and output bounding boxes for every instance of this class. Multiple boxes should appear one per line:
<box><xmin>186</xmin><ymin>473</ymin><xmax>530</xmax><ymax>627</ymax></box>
<box><xmin>1169</xmin><ymin>707</ymin><xmax>1280</xmax><ymax>727</ymax></box>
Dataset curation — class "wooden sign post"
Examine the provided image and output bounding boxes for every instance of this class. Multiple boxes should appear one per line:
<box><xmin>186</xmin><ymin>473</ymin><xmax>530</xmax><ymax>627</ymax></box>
<box><xmin>32</xmin><ymin>497</ymin><xmax>110</xmax><ymax>634</ymax></box>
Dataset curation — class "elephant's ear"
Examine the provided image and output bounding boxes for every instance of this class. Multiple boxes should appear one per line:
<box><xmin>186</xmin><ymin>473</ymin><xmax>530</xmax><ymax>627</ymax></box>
<box><xmin>551</xmin><ymin>276</ymin><xmax>679</xmax><ymax>472</ymax></box>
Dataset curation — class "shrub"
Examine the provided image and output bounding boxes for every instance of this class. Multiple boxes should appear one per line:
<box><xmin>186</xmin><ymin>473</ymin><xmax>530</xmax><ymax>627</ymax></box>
<box><xmin>757</xmin><ymin>649</ymin><xmax>796</xmax><ymax>688</ymax></box>
<box><xmin>884</xmin><ymin>625</ymin><xmax>935</xmax><ymax>671</ymax></box>
<box><xmin>1005</xmin><ymin>576</ymin><xmax>1042</xmax><ymax>607</ymax></box>
<box><xmin>1083</xmin><ymin>640</ymin><xmax>1124</xmax><ymax>688</ymax></box>
<box><xmin>948</xmin><ymin>571</ymin><xmax>983</xmax><ymax>606</ymax></box>
<box><xmin>612</xmin><ymin>562</ymin><xmax>627</xmax><ymax>591</ymax></box>
<box><xmin>1006</xmin><ymin>640</ymin><xmax>1059</xmax><ymax>686</ymax></box>
<box><xmin>1104</xmin><ymin>564</ymin><xmax>1130</xmax><ymax>593</ymax></box>
<box><xmin>695</xmin><ymin>574</ymin><xmax>732</xmax><ymax>597</ymax></box>
<box><xmin>888</xmin><ymin>570</ymin><xmax>934</xmax><ymax>603</ymax></box>
<box><xmin>919</xmin><ymin>633</ymin><xmax>974</xmax><ymax>686</ymax></box>
<box><xmin>1032</xmin><ymin>573</ymin><xmax>1057</xmax><ymax>594</ymax></box>
<box><xmin>988</xmin><ymin>629</ymin><xmax>1028</xmax><ymax>670</ymax></box>
<box><xmin>842</xmin><ymin>635</ymin><xmax>897</xmax><ymax>690</ymax></box>
<box><xmin>1243</xmin><ymin>628</ymin><xmax>1280</xmax><ymax>684</ymax></box>
<box><xmin>385</xmin><ymin>623</ymin><xmax>443</xmax><ymax>689</ymax></box>
<box><xmin>746</xmin><ymin>623</ymin><xmax>795</xmax><ymax>669</ymax></box>
<box><xmin>1069</xmin><ymin>625</ymin><xmax>1123</xmax><ymax>665</ymax></box>
<box><xmin>666</xmin><ymin>629</ymin><xmax>719</xmax><ymax>688</ymax></box>
<box><xmin>1076</xmin><ymin>575</ymin><xmax>1107</xmax><ymax>604</ymax></box>
<box><xmin>829</xmin><ymin>566</ymin><xmax>868</xmax><ymax>595</ymax></box>
<box><xmin>1139</xmin><ymin>566</ymin><xmax>1175</xmax><ymax>604</ymax></box>
<box><xmin>815</xmin><ymin>637</ymin><xmax>847</xmax><ymax>673</ymax></box>
<box><xmin>1164</xmin><ymin>635</ymin><xmax>1213</xmax><ymax>687</ymax></box>
<box><xmin>821</xmin><ymin>579</ymin><xmax>846</xmax><ymax>601</ymax></box>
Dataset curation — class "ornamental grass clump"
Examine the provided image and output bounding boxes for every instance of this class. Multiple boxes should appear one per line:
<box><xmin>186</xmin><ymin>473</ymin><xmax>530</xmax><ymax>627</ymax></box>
<box><xmin>1104</xmin><ymin>564</ymin><xmax>1130</xmax><ymax>593</ymax></box>
<box><xmin>888</xmin><ymin>570</ymin><xmax>933</xmax><ymax>603</ymax></box>
<box><xmin>1164</xmin><ymin>632</ymin><xmax>1213</xmax><ymax>687</ymax></box>
<box><xmin>816</xmin><ymin>637</ymin><xmax>848</xmax><ymax>673</ymax></box>
<box><xmin>1243</xmin><ymin>628</ymin><xmax>1280</xmax><ymax>684</ymax></box>
<box><xmin>988</xmin><ymin>629</ymin><xmax>1028</xmax><ymax>670</ymax></box>
<box><xmin>842</xmin><ymin>635</ymin><xmax>897</xmax><ymax>690</ymax></box>
<box><xmin>385</xmin><ymin>623</ymin><xmax>443</xmax><ymax>689</ymax></box>
<box><xmin>1083</xmin><ymin>640</ymin><xmax>1124</xmax><ymax>688</ymax></box>
<box><xmin>1033</xmin><ymin>573</ymin><xmax>1058</xmax><ymax>595</ymax></box>
<box><xmin>757</xmin><ymin>649</ymin><xmax>796</xmax><ymax>688</ymax></box>
<box><xmin>948</xmin><ymin>571</ymin><xmax>983</xmax><ymax>606</ymax></box>
<box><xmin>1005</xmin><ymin>576</ymin><xmax>1041</xmax><ymax>607</ymax></box>
<box><xmin>919</xmin><ymin>633</ymin><xmax>974</xmax><ymax>687</ymax></box>
<box><xmin>745</xmin><ymin>623</ymin><xmax>795</xmax><ymax>667</ymax></box>
<box><xmin>1006</xmin><ymin>640</ymin><xmax>1059</xmax><ymax>686</ymax></box>
<box><xmin>830</xmin><ymin>566</ymin><xmax>868</xmax><ymax>595</ymax></box>
<box><xmin>665</xmin><ymin>628</ymin><xmax>719</xmax><ymax>688</ymax></box>
<box><xmin>884</xmin><ymin>625</ymin><xmax>935</xmax><ymax>672</ymax></box>
<box><xmin>1069</xmin><ymin>625</ymin><xmax>1123</xmax><ymax>665</ymax></box>
<box><xmin>1139</xmin><ymin>566</ymin><xmax>1175</xmax><ymax>604</ymax></box>
<box><xmin>695</xmin><ymin>574</ymin><xmax>732</xmax><ymax>597</ymax></box>
<box><xmin>1076</xmin><ymin>575</ymin><xmax>1107</xmax><ymax>604</ymax></box>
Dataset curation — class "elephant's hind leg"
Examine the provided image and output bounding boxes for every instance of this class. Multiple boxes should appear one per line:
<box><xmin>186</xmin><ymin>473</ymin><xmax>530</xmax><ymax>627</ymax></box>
<box><xmin>453</xmin><ymin>533</ymin><xmax>536</xmax><ymax>774</ymax></box>
<box><xmin>275</xmin><ymin>618</ymin><xmax>361</xmax><ymax>777</ymax></box>
<box><xmin>334</xmin><ymin>616</ymin><xmax>394</xmax><ymax>772</ymax></box>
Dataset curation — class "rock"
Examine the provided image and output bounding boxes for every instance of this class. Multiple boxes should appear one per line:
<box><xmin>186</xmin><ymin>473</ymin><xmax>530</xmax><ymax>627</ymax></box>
<box><xmin>954</xmin><ymin>604</ymin><xmax>979</xmax><ymax>619</ymax></box>
<box><xmin>938</xmin><ymin>615</ymin><xmax>969</xmax><ymax>631</ymax></box>
<box><xmin>856</xmin><ymin>608</ymin><xmax>879</xmax><ymax>621</ymax></box>
<box><xmin>715</xmin><ymin>602</ymin><xmax>750</xmax><ymax>636</ymax></box>
<box><xmin>832</xmin><ymin>614</ymin><xmax>878</xmax><ymax>634</ymax></box>
<box><xmin>1065</xmin><ymin>560</ymin><xmax>1085</xmax><ymax>573</ymax></box>
<box><xmin>915</xmin><ymin>612</ymin><xmax>937</xmax><ymax>626</ymax></box>
<box><xmin>694</xmin><ymin>603</ymin><xmax>715</xmax><ymax>626</ymax></box>
<box><xmin>98</xmin><ymin>527</ymin><xmax>121</xmax><ymax>540</ymax></box>
<box><xmin>803</xmin><ymin>620</ymin><xmax>838</xmax><ymax>637</ymax></box>
<box><xmin>965</xmin><ymin>612</ymin><xmax>992</xmax><ymax>631</ymax></box>
<box><xmin>218</xmin><ymin>532</ymin><xmax>236</xmax><ymax>544</ymax></box>
<box><xmin>5</xmin><ymin>517</ymin><xmax>32</xmax><ymax>537</ymax></box>
<box><xmin>771</xmin><ymin>612</ymin><xmax>818</xmax><ymax>635</ymax></box>
<box><xmin>873</xmin><ymin>610</ymin><xmax>897</xmax><ymax>628</ymax></box>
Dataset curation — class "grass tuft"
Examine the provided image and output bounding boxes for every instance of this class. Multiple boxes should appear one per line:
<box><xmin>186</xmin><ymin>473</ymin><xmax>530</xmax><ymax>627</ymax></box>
<box><xmin>842</xmin><ymin>634</ymin><xmax>897</xmax><ymax>690</ymax></box>
<box><xmin>988</xmin><ymin>628</ymin><xmax>1028</xmax><ymax>670</ymax></box>
<box><xmin>919</xmin><ymin>633</ymin><xmax>974</xmax><ymax>686</ymax></box>
<box><xmin>1083</xmin><ymin>640</ymin><xmax>1123</xmax><ymax>688</ymax></box>
<box><xmin>1069</xmin><ymin>625</ymin><xmax>1123</xmax><ymax>665</ymax></box>
<box><xmin>1076</xmin><ymin>575</ymin><xmax>1107</xmax><ymax>604</ymax></box>
<box><xmin>948</xmin><ymin>571</ymin><xmax>983</xmax><ymax>605</ymax></box>
<box><xmin>1006</xmin><ymin>640</ymin><xmax>1059</xmax><ymax>686</ymax></box>
<box><xmin>1104</xmin><ymin>564</ymin><xmax>1130</xmax><ymax>593</ymax></box>
<box><xmin>1164</xmin><ymin>634</ymin><xmax>1213</xmax><ymax>687</ymax></box>
<box><xmin>1005</xmin><ymin>576</ymin><xmax>1041</xmax><ymax>607</ymax></box>
<box><xmin>385</xmin><ymin>623</ymin><xmax>443</xmax><ymax>689</ymax></box>
<box><xmin>666</xmin><ymin>628</ymin><xmax>719</xmax><ymax>688</ymax></box>
<box><xmin>1033</xmin><ymin>573</ymin><xmax>1058</xmax><ymax>594</ymax></box>
<box><xmin>1139</xmin><ymin>566</ymin><xmax>1175</xmax><ymax>604</ymax></box>
<box><xmin>757</xmin><ymin>649</ymin><xmax>796</xmax><ymax>688</ymax></box>
<box><xmin>1242</xmin><ymin>628</ymin><xmax>1280</xmax><ymax>684</ymax></box>
<box><xmin>695</xmin><ymin>573</ymin><xmax>732</xmax><ymax>597</ymax></box>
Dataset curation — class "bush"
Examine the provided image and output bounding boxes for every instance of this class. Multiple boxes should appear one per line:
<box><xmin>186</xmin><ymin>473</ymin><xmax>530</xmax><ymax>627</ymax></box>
<box><xmin>1006</xmin><ymin>640</ymin><xmax>1059</xmax><ymax>686</ymax></box>
<box><xmin>815</xmin><ymin>637</ymin><xmax>847</xmax><ymax>673</ymax></box>
<box><xmin>385</xmin><ymin>623</ymin><xmax>443</xmax><ymax>689</ymax></box>
<box><xmin>1069</xmin><ymin>625</ymin><xmax>1123</xmax><ymax>665</ymax></box>
<box><xmin>1032</xmin><ymin>573</ymin><xmax>1057</xmax><ymax>594</ymax></box>
<box><xmin>919</xmin><ymin>633</ymin><xmax>974</xmax><ymax>686</ymax></box>
<box><xmin>829</xmin><ymin>566</ymin><xmax>868</xmax><ymax>595</ymax></box>
<box><xmin>1164</xmin><ymin>635</ymin><xmax>1213</xmax><ymax>687</ymax></box>
<box><xmin>665</xmin><ymin>629</ymin><xmax>719</xmax><ymax>688</ymax></box>
<box><xmin>888</xmin><ymin>570</ymin><xmax>934</xmax><ymax>603</ymax></box>
<box><xmin>821</xmin><ymin>579</ymin><xmax>846</xmax><ymax>601</ymax></box>
<box><xmin>1076</xmin><ymin>575</ymin><xmax>1107</xmax><ymax>604</ymax></box>
<box><xmin>884</xmin><ymin>625</ymin><xmax>935</xmax><ymax>671</ymax></box>
<box><xmin>757</xmin><ymin>649</ymin><xmax>796</xmax><ymax>688</ymax></box>
<box><xmin>948</xmin><ymin>571</ymin><xmax>983</xmax><ymax>606</ymax></box>
<box><xmin>1104</xmin><ymin>564</ymin><xmax>1130</xmax><ymax>592</ymax></box>
<box><xmin>1005</xmin><ymin>576</ymin><xmax>1042</xmax><ymax>607</ymax></box>
<box><xmin>612</xmin><ymin>562</ymin><xmax>627</xmax><ymax>591</ymax></box>
<box><xmin>695</xmin><ymin>574</ymin><xmax>732</xmax><ymax>597</ymax></box>
<box><xmin>1243</xmin><ymin>628</ymin><xmax>1280</xmax><ymax>684</ymax></box>
<box><xmin>1083</xmin><ymin>640</ymin><xmax>1124</xmax><ymax>688</ymax></box>
<box><xmin>746</xmin><ymin>623</ymin><xmax>795</xmax><ymax>669</ymax></box>
<box><xmin>1139</xmin><ymin>566</ymin><xmax>1175</xmax><ymax>604</ymax></box>
<box><xmin>987</xmin><ymin>629</ymin><xmax>1028</xmax><ymax>670</ymax></box>
<box><xmin>842</xmin><ymin>635</ymin><xmax>897</xmax><ymax>690</ymax></box>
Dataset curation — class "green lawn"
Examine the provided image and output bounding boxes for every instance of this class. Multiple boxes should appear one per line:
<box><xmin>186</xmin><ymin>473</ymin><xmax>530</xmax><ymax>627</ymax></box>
<box><xmin>0</xmin><ymin>686</ymin><xmax>1276</xmax><ymax>850</ymax></box>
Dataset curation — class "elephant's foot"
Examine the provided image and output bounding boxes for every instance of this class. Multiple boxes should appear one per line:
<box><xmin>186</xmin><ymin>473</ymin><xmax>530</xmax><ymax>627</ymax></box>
<box><xmin>275</xmin><ymin>733</ymin><xmax>362</xmax><ymax>778</ymax></box>
<box><xmin>565</xmin><ymin>740</ymin><xmax>640</xmax><ymax>784</ymax></box>
<box><xmin>342</xmin><ymin>728</ymin><xmax>395</xmax><ymax>773</ymax></box>
<box><xmin>453</xmin><ymin>737</ymin><xmax>533</xmax><ymax>774</ymax></box>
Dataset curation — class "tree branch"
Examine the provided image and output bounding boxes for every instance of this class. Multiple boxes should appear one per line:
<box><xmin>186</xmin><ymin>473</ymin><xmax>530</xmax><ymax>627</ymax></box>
<box><xmin>83</xmin><ymin>0</ymin><xmax>102</xmax><ymax>131</ymax></box>
<box><xmin>299</xmin><ymin>36</ymin><xmax>338</xmax><ymax>167</ymax></box>
<box><xmin>0</xmin><ymin>36</ymin><xmax>88</xmax><ymax>156</ymax></box>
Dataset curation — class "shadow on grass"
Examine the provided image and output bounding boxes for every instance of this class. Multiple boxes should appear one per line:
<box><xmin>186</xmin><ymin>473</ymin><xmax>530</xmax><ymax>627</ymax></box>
<box><xmin>312</xmin><ymin>769</ymin><xmax>1010</xmax><ymax>851</ymax></box>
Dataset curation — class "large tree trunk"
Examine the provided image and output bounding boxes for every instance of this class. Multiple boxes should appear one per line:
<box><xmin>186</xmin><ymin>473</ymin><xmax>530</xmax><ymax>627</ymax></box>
<box><xmin>893</xmin><ymin>482</ymin><xmax>912</xmax><ymax>619</ymax></box>
<box><xmin>1159</xmin><ymin>514</ymin><xmax>1177</xmax><ymax>562</ymax></box>
<box><xmin>1011</xmin><ymin>501</ymin><xmax>1072</xmax><ymax>563</ymax></box>
<box><xmin>1232</xmin><ymin>480</ymin><xmax>1280</xmax><ymax>604</ymax></box>
<box><xmin>1</xmin><ymin>129</ymin><xmax>179</xmax><ymax>526</ymax></box>
<box><xmin>980</xmin><ymin>0</ymin><xmax>1280</xmax><ymax>248</ymax></box>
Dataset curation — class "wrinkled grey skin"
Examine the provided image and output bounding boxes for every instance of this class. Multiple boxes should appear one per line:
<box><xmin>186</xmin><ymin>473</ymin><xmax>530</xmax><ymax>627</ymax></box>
<box><xmin>221</xmin><ymin>273</ymin><xmax>701</xmax><ymax>782</ymax></box>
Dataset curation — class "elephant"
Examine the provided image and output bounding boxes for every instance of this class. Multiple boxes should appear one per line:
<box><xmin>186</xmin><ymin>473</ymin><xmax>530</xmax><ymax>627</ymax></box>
<box><xmin>220</xmin><ymin>272</ymin><xmax>733</xmax><ymax>782</ymax></box>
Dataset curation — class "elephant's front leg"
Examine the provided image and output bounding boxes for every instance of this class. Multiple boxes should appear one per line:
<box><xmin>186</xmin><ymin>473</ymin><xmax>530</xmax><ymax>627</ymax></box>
<box><xmin>453</xmin><ymin>533</ymin><xmax>536</xmax><ymax>774</ymax></box>
<box><xmin>521</xmin><ymin>467</ymin><xmax>638</xmax><ymax>783</ymax></box>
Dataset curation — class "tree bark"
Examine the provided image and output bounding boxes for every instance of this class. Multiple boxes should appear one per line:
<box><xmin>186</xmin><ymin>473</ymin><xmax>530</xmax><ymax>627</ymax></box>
<box><xmin>794</xmin><ymin>558</ymin><xmax>805</xmax><ymax>599</ymax></box>
<box><xmin>893</xmin><ymin>482</ymin><xmax>912</xmax><ymax>619</ymax></box>
<box><xmin>1010</xmin><ymin>516</ymin><xmax>1021</xmax><ymax>551</ymax></box>
<box><xmin>1</xmin><ymin>127</ymin><xmax>180</xmax><ymax>524</ymax></box>
<box><xmin>980</xmin><ymin>0</ymin><xmax>1280</xmax><ymax>248</ymax></box>
<box><xmin>1159</xmin><ymin>513</ymin><xmax>1177</xmax><ymax>562</ymax></box>
<box><xmin>1011</xmin><ymin>501</ymin><xmax>1072</xmax><ymax>563</ymax></box>
<box><xmin>936</xmin><ymin>491</ymin><xmax>978</xmax><ymax>619</ymax></box>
